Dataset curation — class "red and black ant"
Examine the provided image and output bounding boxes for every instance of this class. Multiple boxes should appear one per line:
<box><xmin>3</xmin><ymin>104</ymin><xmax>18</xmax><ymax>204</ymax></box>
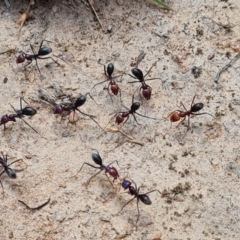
<box><xmin>169</xmin><ymin>95</ymin><xmax>214</xmax><ymax>133</ymax></box>
<box><xmin>16</xmin><ymin>40</ymin><xmax>58</xmax><ymax>73</ymax></box>
<box><xmin>0</xmin><ymin>152</ymin><xmax>23</xmax><ymax>193</ymax></box>
<box><xmin>73</xmin><ymin>149</ymin><xmax>119</xmax><ymax>186</ymax></box>
<box><xmin>120</xmin><ymin>179</ymin><xmax>160</xmax><ymax>222</ymax></box>
<box><xmin>115</xmin><ymin>95</ymin><xmax>157</xmax><ymax>125</ymax></box>
<box><xmin>128</xmin><ymin>61</ymin><xmax>160</xmax><ymax>100</ymax></box>
<box><xmin>54</xmin><ymin>93</ymin><xmax>103</xmax><ymax>129</ymax></box>
<box><xmin>91</xmin><ymin>62</ymin><xmax>123</xmax><ymax>100</ymax></box>
<box><xmin>0</xmin><ymin>98</ymin><xmax>38</xmax><ymax>134</ymax></box>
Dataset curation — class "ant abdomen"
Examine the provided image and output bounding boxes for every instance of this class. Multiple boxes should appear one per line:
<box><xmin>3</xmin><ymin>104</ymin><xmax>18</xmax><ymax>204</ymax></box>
<box><xmin>131</xmin><ymin>102</ymin><xmax>140</xmax><ymax>112</ymax></box>
<box><xmin>170</xmin><ymin>112</ymin><xmax>181</xmax><ymax>122</ymax></box>
<box><xmin>107</xmin><ymin>63</ymin><xmax>114</xmax><ymax>77</ymax></box>
<box><xmin>139</xmin><ymin>194</ymin><xmax>152</xmax><ymax>205</ymax></box>
<box><xmin>92</xmin><ymin>153</ymin><xmax>103</xmax><ymax>166</ymax></box>
<box><xmin>132</xmin><ymin>68</ymin><xmax>144</xmax><ymax>81</ymax></box>
<box><xmin>38</xmin><ymin>47</ymin><xmax>52</xmax><ymax>55</ymax></box>
<box><xmin>191</xmin><ymin>103</ymin><xmax>204</xmax><ymax>112</ymax></box>
<box><xmin>6</xmin><ymin>168</ymin><xmax>17</xmax><ymax>179</ymax></box>
<box><xmin>75</xmin><ymin>96</ymin><xmax>86</xmax><ymax>108</ymax></box>
<box><xmin>22</xmin><ymin>107</ymin><xmax>37</xmax><ymax>116</ymax></box>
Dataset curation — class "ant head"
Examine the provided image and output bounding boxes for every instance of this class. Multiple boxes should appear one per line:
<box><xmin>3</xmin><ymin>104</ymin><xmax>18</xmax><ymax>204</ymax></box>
<box><xmin>122</xmin><ymin>180</ymin><xmax>131</xmax><ymax>190</ymax></box>
<box><xmin>131</xmin><ymin>102</ymin><xmax>140</xmax><ymax>112</ymax></box>
<box><xmin>142</xmin><ymin>85</ymin><xmax>152</xmax><ymax>100</ymax></box>
<box><xmin>16</xmin><ymin>53</ymin><xmax>25</xmax><ymax>63</ymax></box>
<box><xmin>139</xmin><ymin>194</ymin><xmax>152</xmax><ymax>205</ymax></box>
<box><xmin>22</xmin><ymin>107</ymin><xmax>37</xmax><ymax>116</ymax></box>
<box><xmin>54</xmin><ymin>105</ymin><xmax>64</xmax><ymax>114</ymax></box>
<box><xmin>131</xmin><ymin>68</ymin><xmax>144</xmax><ymax>81</ymax></box>
<box><xmin>38</xmin><ymin>47</ymin><xmax>52</xmax><ymax>56</ymax></box>
<box><xmin>6</xmin><ymin>168</ymin><xmax>17</xmax><ymax>179</ymax></box>
<box><xmin>170</xmin><ymin>112</ymin><xmax>181</xmax><ymax>122</ymax></box>
<box><xmin>92</xmin><ymin>153</ymin><xmax>103</xmax><ymax>166</ymax></box>
<box><xmin>107</xmin><ymin>63</ymin><xmax>114</xmax><ymax>77</ymax></box>
<box><xmin>75</xmin><ymin>96</ymin><xmax>86</xmax><ymax>108</ymax></box>
<box><xmin>191</xmin><ymin>103</ymin><xmax>204</xmax><ymax>112</ymax></box>
<box><xmin>110</xmin><ymin>84</ymin><xmax>119</xmax><ymax>95</ymax></box>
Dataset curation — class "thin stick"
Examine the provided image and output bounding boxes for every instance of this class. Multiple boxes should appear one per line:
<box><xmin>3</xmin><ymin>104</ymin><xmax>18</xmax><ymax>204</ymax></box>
<box><xmin>214</xmin><ymin>51</ymin><xmax>240</xmax><ymax>83</ymax></box>
<box><xmin>87</xmin><ymin>0</ymin><xmax>104</xmax><ymax>32</ymax></box>
<box><xmin>18</xmin><ymin>198</ymin><xmax>50</xmax><ymax>210</ymax></box>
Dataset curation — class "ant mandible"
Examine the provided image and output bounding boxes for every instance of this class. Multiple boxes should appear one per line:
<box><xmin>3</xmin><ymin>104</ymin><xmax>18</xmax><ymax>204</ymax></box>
<box><xmin>0</xmin><ymin>98</ymin><xmax>38</xmax><ymax>134</ymax></box>
<box><xmin>91</xmin><ymin>62</ymin><xmax>123</xmax><ymax>99</ymax></box>
<box><xmin>54</xmin><ymin>93</ymin><xmax>103</xmax><ymax>129</ymax></box>
<box><xmin>73</xmin><ymin>149</ymin><xmax>119</xmax><ymax>186</ymax></box>
<box><xmin>120</xmin><ymin>179</ymin><xmax>160</xmax><ymax>222</ymax></box>
<box><xmin>0</xmin><ymin>152</ymin><xmax>23</xmax><ymax>193</ymax></box>
<box><xmin>16</xmin><ymin>40</ymin><xmax>58</xmax><ymax>73</ymax></box>
<box><xmin>169</xmin><ymin>94</ymin><xmax>215</xmax><ymax>133</ymax></box>
<box><xmin>115</xmin><ymin>95</ymin><xmax>157</xmax><ymax>125</ymax></box>
<box><xmin>128</xmin><ymin>61</ymin><xmax>160</xmax><ymax>100</ymax></box>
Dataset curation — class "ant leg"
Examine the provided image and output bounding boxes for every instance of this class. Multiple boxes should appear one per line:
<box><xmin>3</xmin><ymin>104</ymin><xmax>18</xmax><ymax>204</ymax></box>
<box><xmin>6</xmin><ymin>159</ymin><xmax>23</xmax><ymax>168</ymax></box>
<box><xmin>190</xmin><ymin>94</ymin><xmax>197</xmax><ymax>108</ymax></box>
<box><xmin>0</xmin><ymin>178</ymin><xmax>5</xmax><ymax>195</ymax></box>
<box><xmin>192</xmin><ymin>112</ymin><xmax>215</xmax><ymax>118</ymax></box>
<box><xmin>20</xmin><ymin>97</ymin><xmax>31</xmax><ymax>107</ymax></box>
<box><xmin>86</xmin><ymin>169</ymin><xmax>103</xmax><ymax>185</ymax></box>
<box><xmin>23</xmin><ymin>59</ymin><xmax>33</xmax><ymax>69</ymax></box>
<box><xmin>104</xmin><ymin>172</ymin><xmax>114</xmax><ymax>187</ymax></box>
<box><xmin>73</xmin><ymin>162</ymin><xmax>101</xmax><ymax>177</ymax></box>
<box><xmin>134</xmin><ymin>112</ymin><xmax>157</xmax><ymax>120</ymax></box>
<box><xmin>103</xmin><ymin>64</ymin><xmax>107</xmax><ymax>77</ymax></box>
<box><xmin>143</xmin><ymin>61</ymin><xmax>158</xmax><ymax>78</ymax></box>
<box><xmin>136</xmin><ymin>198</ymin><xmax>140</xmax><ymax>223</ymax></box>
<box><xmin>19</xmin><ymin>117</ymin><xmax>40</xmax><ymax>135</ymax></box>
<box><xmin>29</xmin><ymin>44</ymin><xmax>41</xmax><ymax>73</ymax></box>
<box><xmin>37</xmin><ymin>56</ymin><xmax>60</xmax><ymax>66</ymax></box>
<box><xmin>128</xmin><ymin>73</ymin><xmax>139</xmax><ymax>82</ymax></box>
<box><xmin>76</xmin><ymin>109</ymin><xmax>104</xmax><ymax>130</ymax></box>
<box><xmin>144</xmin><ymin>77</ymin><xmax>161</xmax><ymax>82</ymax></box>
<box><xmin>176</xmin><ymin>117</ymin><xmax>186</xmax><ymax>128</ymax></box>
<box><xmin>107</xmin><ymin>160</ymin><xmax>119</xmax><ymax>167</ymax></box>
<box><xmin>90</xmin><ymin>79</ymin><xmax>110</xmax><ymax>92</ymax></box>
<box><xmin>142</xmin><ymin>189</ymin><xmax>161</xmax><ymax>195</ymax></box>
<box><xmin>120</xmin><ymin>196</ymin><xmax>136</xmax><ymax>211</ymax></box>
<box><xmin>39</xmin><ymin>40</ymin><xmax>54</xmax><ymax>50</ymax></box>
<box><xmin>132</xmin><ymin>114</ymin><xmax>141</xmax><ymax>125</ymax></box>
<box><xmin>180</xmin><ymin>102</ymin><xmax>188</xmax><ymax>111</ymax></box>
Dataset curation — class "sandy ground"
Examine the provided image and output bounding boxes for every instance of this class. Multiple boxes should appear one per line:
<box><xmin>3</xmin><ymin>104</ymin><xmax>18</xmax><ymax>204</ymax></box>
<box><xmin>0</xmin><ymin>0</ymin><xmax>240</xmax><ymax>239</ymax></box>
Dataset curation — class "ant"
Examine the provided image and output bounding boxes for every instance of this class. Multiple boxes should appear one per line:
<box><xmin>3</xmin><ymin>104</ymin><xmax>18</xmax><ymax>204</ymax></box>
<box><xmin>73</xmin><ymin>149</ymin><xmax>119</xmax><ymax>186</ymax></box>
<box><xmin>120</xmin><ymin>179</ymin><xmax>160</xmax><ymax>222</ymax></box>
<box><xmin>0</xmin><ymin>98</ymin><xmax>38</xmax><ymax>134</ymax></box>
<box><xmin>0</xmin><ymin>152</ymin><xmax>23</xmax><ymax>193</ymax></box>
<box><xmin>169</xmin><ymin>95</ymin><xmax>214</xmax><ymax>133</ymax></box>
<box><xmin>16</xmin><ymin>40</ymin><xmax>58</xmax><ymax>73</ymax></box>
<box><xmin>91</xmin><ymin>62</ymin><xmax>122</xmax><ymax>99</ymax></box>
<box><xmin>128</xmin><ymin>61</ymin><xmax>160</xmax><ymax>100</ymax></box>
<box><xmin>54</xmin><ymin>93</ymin><xmax>103</xmax><ymax>129</ymax></box>
<box><xmin>115</xmin><ymin>95</ymin><xmax>156</xmax><ymax>125</ymax></box>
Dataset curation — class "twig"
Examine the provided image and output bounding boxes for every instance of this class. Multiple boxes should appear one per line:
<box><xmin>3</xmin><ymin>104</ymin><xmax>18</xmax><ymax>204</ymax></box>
<box><xmin>17</xmin><ymin>0</ymin><xmax>33</xmax><ymax>38</ymax></box>
<box><xmin>106</xmin><ymin>127</ymin><xmax>144</xmax><ymax>146</ymax></box>
<box><xmin>214</xmin><ymin>51</ymin><xmax>240</xmax><ymax>83</ymax></box>
<box><xmin>18</xmin><ymin>198</ymin><xmax>50</xmax><ymax>210</ymax></box>
<box><xmin>87</xmin><ymin>0</ymin><xmax>105</xmax><ymax>32</ymax></box>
